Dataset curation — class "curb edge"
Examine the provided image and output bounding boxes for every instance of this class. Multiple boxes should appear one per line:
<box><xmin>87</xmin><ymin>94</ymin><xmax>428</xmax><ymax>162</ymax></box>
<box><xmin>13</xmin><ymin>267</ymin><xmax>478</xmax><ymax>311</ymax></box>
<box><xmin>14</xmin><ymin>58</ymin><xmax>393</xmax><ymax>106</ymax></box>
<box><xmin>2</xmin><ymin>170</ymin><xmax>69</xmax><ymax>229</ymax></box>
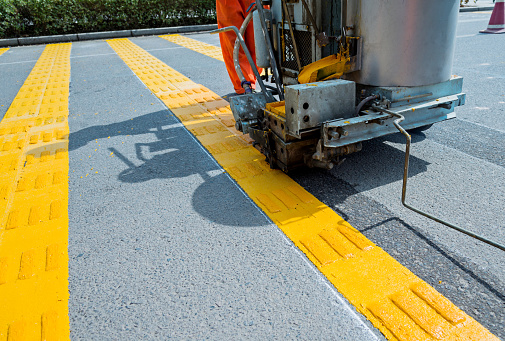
<box><xmin>0</xmin><ymin>24</ymin><xmax>218</xmax><ymax>47</ymax></box>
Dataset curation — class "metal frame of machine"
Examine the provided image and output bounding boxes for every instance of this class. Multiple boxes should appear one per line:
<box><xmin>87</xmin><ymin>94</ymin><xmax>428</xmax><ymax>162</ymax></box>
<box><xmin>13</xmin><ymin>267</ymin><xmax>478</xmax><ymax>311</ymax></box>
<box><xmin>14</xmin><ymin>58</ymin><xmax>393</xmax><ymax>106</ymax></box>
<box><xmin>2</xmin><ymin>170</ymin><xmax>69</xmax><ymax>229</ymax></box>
<box><xmin>214</xmin><ymin>0</ymin><xmax>465</xmax><ymax>172</ymax></box>
<box><xmin>211</xmin><ymin>0</ymin><xmax>505</xmax><ymax>251</ymax></box>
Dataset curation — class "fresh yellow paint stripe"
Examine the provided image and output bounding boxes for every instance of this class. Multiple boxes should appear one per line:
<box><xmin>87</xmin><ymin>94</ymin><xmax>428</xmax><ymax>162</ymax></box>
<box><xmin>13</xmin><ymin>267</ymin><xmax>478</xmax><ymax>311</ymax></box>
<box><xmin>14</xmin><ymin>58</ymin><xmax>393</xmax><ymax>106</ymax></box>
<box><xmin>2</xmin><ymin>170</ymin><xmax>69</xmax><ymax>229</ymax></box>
<box><xmin>159</xmin><ymin>34</ymin><xmax>224</xmax><ymax>62</ymax></box>
<box><xmin>0</xmin><ymin>48</ymin><xmax>8</xmax><ymax>57</ymax></box>
<box><xmin>107</xmin><ymin>38</ymin><xmax>498</xmax><ymax>341</ymax></box>
<box><xmin>0</xmin><ymin>44</ymin><xmax>70</xmax><ymax>340</ymax></box>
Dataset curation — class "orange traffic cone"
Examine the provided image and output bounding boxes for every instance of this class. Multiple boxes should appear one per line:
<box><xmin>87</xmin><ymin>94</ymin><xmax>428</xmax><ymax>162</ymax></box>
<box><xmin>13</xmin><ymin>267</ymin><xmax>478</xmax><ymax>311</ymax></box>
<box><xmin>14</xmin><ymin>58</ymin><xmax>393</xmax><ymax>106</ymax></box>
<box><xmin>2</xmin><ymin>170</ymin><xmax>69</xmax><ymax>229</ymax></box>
<box><xmin>480</xmin><ymin>0</ymin><xmax>505</xmax><ymax>33</ymax></box>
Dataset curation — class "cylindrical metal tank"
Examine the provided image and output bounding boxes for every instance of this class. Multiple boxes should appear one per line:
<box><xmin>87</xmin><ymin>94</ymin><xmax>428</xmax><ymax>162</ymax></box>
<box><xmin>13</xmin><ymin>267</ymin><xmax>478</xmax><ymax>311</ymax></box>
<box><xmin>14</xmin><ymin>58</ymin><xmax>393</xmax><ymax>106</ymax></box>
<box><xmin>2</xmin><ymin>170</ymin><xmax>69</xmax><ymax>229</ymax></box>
<box><xmin>253</xmin><ymin>10</ymin><xmax>271</xmax><ymax>68</ymax></box>
<box><xmin>346</xmin><ymin>0</ymin><xmax>460</xmax><ymax>87</ymax></box>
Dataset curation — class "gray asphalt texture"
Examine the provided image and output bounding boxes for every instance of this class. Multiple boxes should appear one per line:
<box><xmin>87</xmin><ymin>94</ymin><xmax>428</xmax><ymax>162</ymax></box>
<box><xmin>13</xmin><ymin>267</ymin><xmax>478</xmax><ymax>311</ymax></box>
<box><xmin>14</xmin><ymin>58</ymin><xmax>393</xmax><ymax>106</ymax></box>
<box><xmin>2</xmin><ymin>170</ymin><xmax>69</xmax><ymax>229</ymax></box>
<box><xmin>66</xmin><ymin>41</ymin><xmax>381</xmax><ymax>339</ymax></box>
<box><xmin>0</xmin><ymin>11</ymin><xmax>503</xmax><ymax>340</ymax></box>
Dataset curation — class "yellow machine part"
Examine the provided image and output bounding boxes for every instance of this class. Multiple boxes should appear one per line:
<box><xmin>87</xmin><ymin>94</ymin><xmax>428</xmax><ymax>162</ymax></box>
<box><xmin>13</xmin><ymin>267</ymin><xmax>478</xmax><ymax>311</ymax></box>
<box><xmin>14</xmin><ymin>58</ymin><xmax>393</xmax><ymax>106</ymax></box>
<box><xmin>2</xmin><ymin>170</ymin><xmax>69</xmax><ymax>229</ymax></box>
<box><xmin>298</xmin><ymin>53</ymin><xmax>350</xmax><ymax>84</ymax></box>
<box><xmin>265</xmin><ymin>101</ymin><xmax>286</xmax><ymax>117</ymax></box>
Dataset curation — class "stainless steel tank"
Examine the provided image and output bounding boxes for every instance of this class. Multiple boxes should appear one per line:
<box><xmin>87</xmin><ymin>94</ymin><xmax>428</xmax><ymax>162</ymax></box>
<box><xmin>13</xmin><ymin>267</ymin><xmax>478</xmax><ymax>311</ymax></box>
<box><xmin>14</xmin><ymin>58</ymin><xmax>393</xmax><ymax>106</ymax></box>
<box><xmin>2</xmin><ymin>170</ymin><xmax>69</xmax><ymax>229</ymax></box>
<box><xmin>346</xmin><ymin>0</ymin><xmax>460</xmax><ymax>87</ymax></box>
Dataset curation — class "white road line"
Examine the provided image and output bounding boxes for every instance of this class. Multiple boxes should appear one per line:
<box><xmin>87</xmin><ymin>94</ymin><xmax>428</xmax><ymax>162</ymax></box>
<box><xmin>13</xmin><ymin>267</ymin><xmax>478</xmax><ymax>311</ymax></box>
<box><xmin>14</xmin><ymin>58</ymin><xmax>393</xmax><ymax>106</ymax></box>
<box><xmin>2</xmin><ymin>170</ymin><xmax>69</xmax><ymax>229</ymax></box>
<box><xmin>0</xmin><ymin>59</ymin><xmax>39</xmax><ymax>66</ymax></box>
<box><xmin>459</xmin><ymin>18</ymin><xmax>491</xmax><ymax>23</ymax></box>
<box><xmin>0</xmin><ymin>46</ymin><xmax>185</xmax><ymax>66</ymax></box>
<box><xmin>72</xmin><ymin>46</ymin><xmax>184</xmax><ymax>59</ymax></box>
<box><xmin>460</xmin><ymin>118</ymin><xmax>505</xmax><ymax>134</ymax></box>
<box><xmin>144</xmin><ymin>46</ymin><xmax>186</xmax><ymax>52</ymax></box>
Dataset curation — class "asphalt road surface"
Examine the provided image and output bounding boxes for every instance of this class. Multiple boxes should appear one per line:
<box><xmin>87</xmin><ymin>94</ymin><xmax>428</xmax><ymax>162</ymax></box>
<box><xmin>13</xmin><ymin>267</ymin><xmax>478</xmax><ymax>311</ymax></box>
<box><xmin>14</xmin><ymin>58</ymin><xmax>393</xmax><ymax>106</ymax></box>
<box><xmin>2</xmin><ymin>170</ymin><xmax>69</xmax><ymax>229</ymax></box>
<box><xmin>0</xmin><ymin>10</ymin><xmax>503</xmax><ymax>340</ymax></box>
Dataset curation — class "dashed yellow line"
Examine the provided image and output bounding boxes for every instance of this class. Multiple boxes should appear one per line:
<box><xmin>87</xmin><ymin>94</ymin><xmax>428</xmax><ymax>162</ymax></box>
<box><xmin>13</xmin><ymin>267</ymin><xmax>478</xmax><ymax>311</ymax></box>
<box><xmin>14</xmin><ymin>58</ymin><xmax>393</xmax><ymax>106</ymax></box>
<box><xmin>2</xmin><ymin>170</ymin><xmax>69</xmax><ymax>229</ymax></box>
<box><xmin>107</xmin><ymin>38</ymin><xmax>498</xmax><ymax>341</ymax></box>
<box><xmin>0</xmin><ymin>48</ymin><xmax>8</xmax><ymax>57</ymax></box>
<box><xmin>159</xmin><ymin>34</ymin><xmax>224</xmax><ymax>62</ymax></box>
<box><xmin>0</xmin><ymin>44</ymin><xmax>70</xmax><ymax>340</ymax></box>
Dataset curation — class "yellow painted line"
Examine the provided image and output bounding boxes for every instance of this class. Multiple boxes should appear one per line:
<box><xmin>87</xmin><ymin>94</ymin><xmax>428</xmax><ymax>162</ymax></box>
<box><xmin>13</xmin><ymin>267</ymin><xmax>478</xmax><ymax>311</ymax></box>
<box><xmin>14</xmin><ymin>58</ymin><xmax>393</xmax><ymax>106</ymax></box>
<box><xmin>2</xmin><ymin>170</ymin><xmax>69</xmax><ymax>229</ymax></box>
<box><xmin>107</xmin><ymin>38</ymin><xmax>498</xmax><ymax>341</ymax></box>
<box><xmin>0</xmin><ymin>48</ymin><xmax>8</xmax><ymax>57</ymax></box>
<box><xmin>159</xmin><ymin>34</ymin><xmax>224</xmax><ymax>62</ymax></box>
<box><xmin>161</xmin><ymin>34</ymin><xmax>267</xmax><ymax>77</ymax></box>
<box><xmin>0</xmin><ymin>44</ymin><xmax>70</xmax><ymax>340</ymax></box>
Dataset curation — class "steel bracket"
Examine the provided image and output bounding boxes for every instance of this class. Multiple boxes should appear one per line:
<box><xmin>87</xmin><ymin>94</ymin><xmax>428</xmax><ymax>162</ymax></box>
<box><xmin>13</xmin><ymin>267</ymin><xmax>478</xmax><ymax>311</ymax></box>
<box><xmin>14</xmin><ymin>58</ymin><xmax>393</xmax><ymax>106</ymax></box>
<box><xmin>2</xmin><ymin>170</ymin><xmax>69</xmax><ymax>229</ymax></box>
<box><xmin>323</xmin><ymin>93</ymin><xmax>465</xmax><ymax>148</ymax></box>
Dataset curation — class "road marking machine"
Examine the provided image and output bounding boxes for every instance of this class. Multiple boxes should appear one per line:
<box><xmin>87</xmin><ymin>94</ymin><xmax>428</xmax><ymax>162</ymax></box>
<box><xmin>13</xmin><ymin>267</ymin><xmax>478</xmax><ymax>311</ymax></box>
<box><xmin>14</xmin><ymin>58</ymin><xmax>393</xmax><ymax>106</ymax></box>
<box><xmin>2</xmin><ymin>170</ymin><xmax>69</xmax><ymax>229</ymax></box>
<box><xmin>211</xmin><ymin>0</ymin><xmax>505</xmax><ymax>252</ymax></box>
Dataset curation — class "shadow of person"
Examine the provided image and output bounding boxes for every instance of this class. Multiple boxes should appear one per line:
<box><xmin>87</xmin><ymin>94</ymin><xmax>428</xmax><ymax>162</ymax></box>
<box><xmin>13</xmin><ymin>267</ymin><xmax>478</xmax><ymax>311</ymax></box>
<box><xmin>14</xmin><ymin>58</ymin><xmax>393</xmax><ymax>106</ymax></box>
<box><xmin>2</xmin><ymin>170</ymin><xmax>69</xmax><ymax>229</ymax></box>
<box><xmin>114</xmin><ymin>144</ymin><xmax>198</xmax><ymax>183</ymax></box>
<box><xmin>72</xmin><ymin>109</ymin><xmax>268</xmax><ymax>227</ymax></box>
<box><xmin>69</xmin><ymin>110</ymin><xmax>172</xmax><ymax>152</ymax></box>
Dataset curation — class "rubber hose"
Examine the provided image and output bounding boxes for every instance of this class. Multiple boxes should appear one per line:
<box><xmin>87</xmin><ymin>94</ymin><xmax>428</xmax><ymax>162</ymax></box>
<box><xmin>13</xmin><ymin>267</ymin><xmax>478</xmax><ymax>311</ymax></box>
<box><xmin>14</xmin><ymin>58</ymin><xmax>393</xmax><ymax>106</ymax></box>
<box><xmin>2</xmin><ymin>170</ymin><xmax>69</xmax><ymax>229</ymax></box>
<box><xmin>355</xmin><ymin>95</ymin><xmax>379</xmax><ymax>116</ymax></box>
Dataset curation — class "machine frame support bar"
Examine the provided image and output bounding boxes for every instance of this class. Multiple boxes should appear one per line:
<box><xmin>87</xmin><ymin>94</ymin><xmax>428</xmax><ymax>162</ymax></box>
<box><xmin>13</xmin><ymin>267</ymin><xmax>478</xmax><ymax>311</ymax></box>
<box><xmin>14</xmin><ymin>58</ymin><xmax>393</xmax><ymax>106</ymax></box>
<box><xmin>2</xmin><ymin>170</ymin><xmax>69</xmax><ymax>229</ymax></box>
<box><xmin>281</xmin><ymin>0</ymin><xmax>302</xmax><ymax>71</ymax></box>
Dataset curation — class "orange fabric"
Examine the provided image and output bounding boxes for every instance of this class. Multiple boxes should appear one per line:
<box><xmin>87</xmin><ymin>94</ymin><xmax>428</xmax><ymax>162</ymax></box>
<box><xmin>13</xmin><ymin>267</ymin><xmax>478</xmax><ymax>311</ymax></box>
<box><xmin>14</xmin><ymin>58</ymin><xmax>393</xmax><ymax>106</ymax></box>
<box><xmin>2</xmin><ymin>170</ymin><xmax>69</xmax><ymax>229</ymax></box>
<box><xmin>216</xmin><ymin>0</ymin><xmax>262</xmax><ymax>94</ymax></box>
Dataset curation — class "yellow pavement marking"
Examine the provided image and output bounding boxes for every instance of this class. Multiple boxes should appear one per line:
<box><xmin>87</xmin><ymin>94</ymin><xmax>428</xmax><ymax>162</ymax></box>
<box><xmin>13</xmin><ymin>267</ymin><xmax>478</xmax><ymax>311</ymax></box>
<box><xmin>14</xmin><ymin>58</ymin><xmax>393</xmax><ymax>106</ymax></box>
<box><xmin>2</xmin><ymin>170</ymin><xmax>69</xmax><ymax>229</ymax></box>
<box><xmin>0</xmin><ymin>44</ymin><xmax>70</xmax><ymax>340</ymax></box>
<box><xmin>107</xmin><ymin>38</ymin><xmax>498</xmax><ymax>341</ymax></box>
<box><xmin>159</xmin><ymin>34</ymin><xmax>224</xmax><ymax>62</ymax></box>
<box><xmin>0</xmin><ymin>48</ymin><xmax>8</xmax><ymax>57</ymax></box>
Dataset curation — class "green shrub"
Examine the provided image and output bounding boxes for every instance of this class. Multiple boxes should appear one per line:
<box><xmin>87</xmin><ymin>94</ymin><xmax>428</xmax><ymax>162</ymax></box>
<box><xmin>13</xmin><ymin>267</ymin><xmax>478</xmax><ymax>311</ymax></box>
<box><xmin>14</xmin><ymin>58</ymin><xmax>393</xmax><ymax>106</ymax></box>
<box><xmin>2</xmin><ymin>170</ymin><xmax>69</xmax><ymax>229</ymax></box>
<box><xmin>0</xmin><ymin>0</ymin><xmax>216</xmax><ymax>38</ymax></box>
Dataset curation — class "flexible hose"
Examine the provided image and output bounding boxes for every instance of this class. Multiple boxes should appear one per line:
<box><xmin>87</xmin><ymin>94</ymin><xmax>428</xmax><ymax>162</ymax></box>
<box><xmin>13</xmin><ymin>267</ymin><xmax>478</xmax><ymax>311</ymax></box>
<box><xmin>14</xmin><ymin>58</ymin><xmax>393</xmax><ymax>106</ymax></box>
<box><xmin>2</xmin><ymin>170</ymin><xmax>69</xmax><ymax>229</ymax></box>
<box><xmin>355</xmin><ymin>95</ymin><xmax>378</xmax><ymax>116</ymax></box>
<box><xmin>233</xmin><ymin>10</ymin><xmax>255</xmax><ymax>86</ymax></box>
<box><xmin>211</xmin><ymin>26</ymin><xmax>274</xmax><ymax>102</ymax></box>
<box><xmin>245</xmin><ymin>1</ymin><xmax>256</xmax><ymax>13</ymax></box>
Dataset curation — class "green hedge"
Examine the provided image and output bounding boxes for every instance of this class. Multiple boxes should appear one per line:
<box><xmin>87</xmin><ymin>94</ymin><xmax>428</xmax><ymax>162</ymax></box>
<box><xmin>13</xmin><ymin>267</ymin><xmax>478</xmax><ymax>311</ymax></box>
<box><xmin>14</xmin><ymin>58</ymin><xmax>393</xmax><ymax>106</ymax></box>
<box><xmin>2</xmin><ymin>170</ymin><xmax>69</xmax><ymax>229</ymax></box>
<box><xmin>0</xmin><ymin>0</ymin><xmax>216</xmax><ymax>39</ymax></box>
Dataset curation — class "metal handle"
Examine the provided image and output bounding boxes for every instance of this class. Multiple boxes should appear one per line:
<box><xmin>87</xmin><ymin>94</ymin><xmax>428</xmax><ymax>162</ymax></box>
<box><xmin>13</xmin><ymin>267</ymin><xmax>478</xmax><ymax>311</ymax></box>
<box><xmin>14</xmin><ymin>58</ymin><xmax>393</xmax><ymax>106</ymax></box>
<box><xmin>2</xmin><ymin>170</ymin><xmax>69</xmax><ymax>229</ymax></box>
<box><xmin>371</xmin><ymin>105</ymin><xmax>505</xmax><ymax>252</ymax></box>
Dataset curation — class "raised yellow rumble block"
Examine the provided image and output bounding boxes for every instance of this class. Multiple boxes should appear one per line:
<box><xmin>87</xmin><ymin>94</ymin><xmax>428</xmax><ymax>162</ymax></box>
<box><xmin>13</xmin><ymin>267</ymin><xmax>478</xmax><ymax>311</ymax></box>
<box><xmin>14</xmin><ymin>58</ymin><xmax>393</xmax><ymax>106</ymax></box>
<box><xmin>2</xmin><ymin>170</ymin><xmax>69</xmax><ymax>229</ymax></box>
<box><xmin>0</xmin><ymin>44</ymin><xmax>71</xmax><ymax>340</ymax></box>
<box><xmin>159</xmin><ymin>34</ymin><xmax>224</xmax><ymax>62</ymax></box>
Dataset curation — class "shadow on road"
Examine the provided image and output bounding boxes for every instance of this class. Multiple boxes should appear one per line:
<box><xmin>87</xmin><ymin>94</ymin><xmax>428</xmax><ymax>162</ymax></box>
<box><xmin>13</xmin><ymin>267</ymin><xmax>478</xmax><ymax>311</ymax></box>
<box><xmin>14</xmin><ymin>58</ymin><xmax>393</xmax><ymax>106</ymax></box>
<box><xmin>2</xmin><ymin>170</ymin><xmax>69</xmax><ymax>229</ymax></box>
<box><xmin>69</xmin><ymin>109</ymin><xmax>269</xmax><ymax>227</ymax></box>
<box><xmin>69</xmin><ymin>108</ymin><xmax>435</xmax><ymax>227</ymax></box>
<box><xmin>288</xmin><ymin>131</ymin><xmax>429</xmax><ymax>203</ymax></box>
<box><xmin>335</xmin><ymin>133</ymin><xmax>429</xmax><ymax>191</ymax></box>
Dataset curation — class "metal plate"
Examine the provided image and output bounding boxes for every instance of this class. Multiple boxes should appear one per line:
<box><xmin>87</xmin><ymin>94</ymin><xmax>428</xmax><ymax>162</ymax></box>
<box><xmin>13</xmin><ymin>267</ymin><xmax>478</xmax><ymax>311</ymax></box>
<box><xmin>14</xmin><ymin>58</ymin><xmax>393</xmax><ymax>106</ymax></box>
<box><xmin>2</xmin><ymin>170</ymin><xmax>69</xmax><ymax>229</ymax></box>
<box><xmin>229</xmin><ymin>93</ymin><xmax>268</xmax><ymax>122</ymax></box>
<box><xmin>284</xmin><ymin>79</ymin><xmax>355</xmax><ymax>138</ymax></box>
<box><xmin>323</xmin><ymin>93</ymin><xmax>465</xmax><ymax>148</ymax></box>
